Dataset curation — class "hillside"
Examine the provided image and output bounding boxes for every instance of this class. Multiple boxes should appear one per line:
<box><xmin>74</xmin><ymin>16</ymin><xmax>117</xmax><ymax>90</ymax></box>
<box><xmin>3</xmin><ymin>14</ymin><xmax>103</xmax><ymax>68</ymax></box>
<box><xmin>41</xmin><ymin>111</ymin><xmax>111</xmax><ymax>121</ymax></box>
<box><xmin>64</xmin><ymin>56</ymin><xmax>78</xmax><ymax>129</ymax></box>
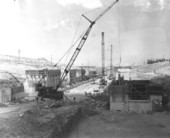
<box><xmin>131</xmin><ymin>61</ymin><xmax>170</xmax><ymax>78</ymax></box>
<box><xmin>0</xmin><ymin>55</ymin><xmax>53</xmax><ymax>68</ymax></box>
<box><xmin>0</xmin><ymin>54</ymin><xmax>54</xmax><ymax>82</ymax></box>
<box><xmin>134</xmin><ymin>61</ymin><xmax>170</xmax><ymax>74</ymax></box>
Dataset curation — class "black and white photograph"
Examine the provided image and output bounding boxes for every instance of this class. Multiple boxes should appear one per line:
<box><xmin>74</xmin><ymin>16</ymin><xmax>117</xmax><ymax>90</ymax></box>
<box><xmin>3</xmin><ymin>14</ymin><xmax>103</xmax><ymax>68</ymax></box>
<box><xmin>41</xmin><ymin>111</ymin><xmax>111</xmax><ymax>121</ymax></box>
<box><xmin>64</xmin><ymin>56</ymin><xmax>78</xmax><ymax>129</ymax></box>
<box><xmin>0</xmin><ymin>0</ymin><xmax>170</xmax><ymax>137</ymax></box>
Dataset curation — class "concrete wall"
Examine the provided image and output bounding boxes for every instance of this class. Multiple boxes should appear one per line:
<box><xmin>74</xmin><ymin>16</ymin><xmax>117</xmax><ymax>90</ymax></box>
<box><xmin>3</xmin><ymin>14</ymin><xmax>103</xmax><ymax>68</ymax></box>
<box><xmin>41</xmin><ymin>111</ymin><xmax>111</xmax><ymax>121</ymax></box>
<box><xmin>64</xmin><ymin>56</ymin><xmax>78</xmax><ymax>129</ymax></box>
<box><xmin>110</xmin><ymin>94</ymin><xmax>162</xmax><ymax>113</ymax></box>
<box><xmin>11</xmin><ymin>84</ymin><xmax>25</xmax><ymax>101</ymax></box>
<box><xmin>0</xmin><ymin>84</ymin><xmax>25</xmax><ymax>103</ymax></box>
<box><xmin>128</xmin><ymin>100</ymin><xmax>152</xmax><ymax>113</ymax></box>
<box><xmin>69</xmin><ymin>69</ymin><xmax>86</xmax><ymax>84</ymax></box>
<box><xmin>12</xmin><ymin>92</ymin><xmax>25</xmax><ymax>101</ymax></box>
<box><xmin>0</xmin><ymin>87</ymin><xmax>11</xmax><ymax>103</ymax></box>
<box><xmin>110</xmin><ymin>94</ymin><xmax>128</xmax><ymax>112</ymax></box>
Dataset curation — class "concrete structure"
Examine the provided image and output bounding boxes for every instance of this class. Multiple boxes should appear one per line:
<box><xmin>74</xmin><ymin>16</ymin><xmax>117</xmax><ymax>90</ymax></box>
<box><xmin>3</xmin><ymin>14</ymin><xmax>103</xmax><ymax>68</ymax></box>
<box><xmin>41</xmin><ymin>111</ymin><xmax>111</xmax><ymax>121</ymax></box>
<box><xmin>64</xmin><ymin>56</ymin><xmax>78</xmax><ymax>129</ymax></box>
<box><xmin>0</xmin><ymin>85</ymin><xmax>25</xmax><ymax>103</ymax></box>
<box><xmin>69</xmin><ymin>69</ymin><xmax>86</xmax><ymax>84</ymax></box>
<box><xmin>89</xmin><ymin>70</ymin><xmax>97</xmax><ymax>78</ymax></box>
<box><xmin>116</xmin><ymin>68</ymin><xmax>131</xmax><ymax>80</ymax></box>
<box><xmin>25</xmin><ymin>69</ymin><xmax>61</xmax><ymax>91</ymax></box>
<box><xmin>11</xmin><ymin>84</ymin><xmax>25</xmax><ymax>101</ymax></box>
<box><xmin>0</xmin><ymin>72</ymin><xmax>25</xmax><ymax>103</ymax></box>
<box><xmin>108</xmin><ymin>77</ymin><xmax>163</xmax><ymax>113</ymax></box>
<box><xmin>0</xmin><ymin>87</ymin><xmax>11</xmax><ymax>103</ymax></box>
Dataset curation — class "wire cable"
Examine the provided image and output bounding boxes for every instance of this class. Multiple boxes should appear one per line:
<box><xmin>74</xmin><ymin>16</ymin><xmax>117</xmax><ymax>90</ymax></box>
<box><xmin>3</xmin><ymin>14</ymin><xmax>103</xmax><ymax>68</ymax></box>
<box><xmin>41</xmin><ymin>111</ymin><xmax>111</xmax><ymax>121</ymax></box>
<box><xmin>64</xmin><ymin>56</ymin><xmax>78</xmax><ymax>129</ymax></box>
<box><xmin>83</xmin><ymin>1</ymin><xmax>114</xmax><ymax>15</ymax></box>
<box><xmin>54</xmin><ymin>30</ymin><xmax>86</xmax><ymax>67</ymax></box>
<box><xmin>54</xmin><ymin>16</ymin><xmax>83</xmax><ymax>67</ymax></box>
<box><xmin>64</xmin><ymin>16</ymin><xmax>83</xmax><ymax>63</ymax></box>
<box><xmin>118</xmin><ymin>0</ymin><xmax>121</xmax><ymax>66</ymax></box>
<box><xmin>55</xmin><ymin>1</ymin><xmax>118</xmax><ymax>66</ymax></box>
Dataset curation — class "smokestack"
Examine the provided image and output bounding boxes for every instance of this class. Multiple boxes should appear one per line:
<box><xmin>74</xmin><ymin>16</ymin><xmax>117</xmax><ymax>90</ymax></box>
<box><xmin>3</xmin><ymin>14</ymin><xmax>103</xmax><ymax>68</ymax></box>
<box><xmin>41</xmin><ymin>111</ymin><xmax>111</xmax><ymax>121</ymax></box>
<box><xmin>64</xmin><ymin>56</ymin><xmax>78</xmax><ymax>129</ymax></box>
<box><xmin>110</xmin><ymin>45</ymin><xmax>113</xmax><ymax>76</ymax></box>
<box><xmin>101</xmin><ymin>32</ymin><xmax>105</xmax><ymax>77</ymax></box>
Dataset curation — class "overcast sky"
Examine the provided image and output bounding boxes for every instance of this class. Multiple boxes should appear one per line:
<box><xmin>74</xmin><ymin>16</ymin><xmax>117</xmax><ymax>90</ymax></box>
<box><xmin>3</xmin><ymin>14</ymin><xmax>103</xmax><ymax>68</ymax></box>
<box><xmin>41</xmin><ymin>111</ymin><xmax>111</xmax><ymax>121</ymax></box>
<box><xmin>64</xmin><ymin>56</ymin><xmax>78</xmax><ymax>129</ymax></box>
<box><xmin>0</xmin><ymin>0</ymin><xmax>169</xmax><ymax>66</ymax></box>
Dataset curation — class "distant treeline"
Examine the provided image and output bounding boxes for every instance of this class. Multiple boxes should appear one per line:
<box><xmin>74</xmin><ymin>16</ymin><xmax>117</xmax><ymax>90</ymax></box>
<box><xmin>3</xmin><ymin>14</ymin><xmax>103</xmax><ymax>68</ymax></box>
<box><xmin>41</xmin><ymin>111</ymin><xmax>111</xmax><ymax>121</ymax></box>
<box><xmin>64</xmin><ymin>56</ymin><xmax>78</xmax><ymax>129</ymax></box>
<box><xmin>147</xmin><ymin>58</ymin><xmax>170</xmax><ymax>64</ymax></box>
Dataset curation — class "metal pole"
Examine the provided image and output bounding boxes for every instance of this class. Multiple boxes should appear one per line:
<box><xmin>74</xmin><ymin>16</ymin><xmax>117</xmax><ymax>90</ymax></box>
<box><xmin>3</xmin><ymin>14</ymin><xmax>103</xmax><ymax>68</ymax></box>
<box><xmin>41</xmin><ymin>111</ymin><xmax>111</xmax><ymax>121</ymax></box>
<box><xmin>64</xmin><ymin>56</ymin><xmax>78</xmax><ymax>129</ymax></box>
<box><xmin>110</xmin><ymin>45</ymin><xmax>113</xmax><ymax>76</ymax></box>
<box><xmin>101</xmin><ymin>32</ymin><xmax>105</xmax><ymax>78</ymax></box>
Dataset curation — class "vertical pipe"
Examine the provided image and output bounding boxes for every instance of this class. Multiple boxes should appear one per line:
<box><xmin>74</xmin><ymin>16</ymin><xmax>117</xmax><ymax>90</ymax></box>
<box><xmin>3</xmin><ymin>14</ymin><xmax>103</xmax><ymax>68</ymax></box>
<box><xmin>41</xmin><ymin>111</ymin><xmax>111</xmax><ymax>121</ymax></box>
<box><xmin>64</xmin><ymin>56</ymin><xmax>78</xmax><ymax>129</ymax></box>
<box><xmin>101</xmin><ymin>32</ymin><xmax>105</xmax><ymax>77</ymax></box>
<box><xmin>110</xmin><ymin>45</ymin><xmax>113</xmax><ymax>76</ymax></box>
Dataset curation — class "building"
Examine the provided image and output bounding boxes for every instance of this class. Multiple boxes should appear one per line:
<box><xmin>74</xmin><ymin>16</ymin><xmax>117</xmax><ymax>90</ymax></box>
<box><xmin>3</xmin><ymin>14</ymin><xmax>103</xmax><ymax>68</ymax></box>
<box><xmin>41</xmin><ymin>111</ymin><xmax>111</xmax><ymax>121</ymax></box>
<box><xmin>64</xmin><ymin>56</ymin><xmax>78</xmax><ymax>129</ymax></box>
<box><xmin>108</xmin><ymin>75</ymin><xmax>163</xmax><ymax>113</ymax></box>
<box><xmin>69</xmin><ymin>69</ymin><xmax>86</xmax><ymax>84</ymax></box>
<box><xmin>89</xmin><ymin>70</ymin><xmax>97</xmax><ymax>78</ymax></box>
<box><xmin>0</xmin><ymin>72</ymin><xmax>24</xmax><ymax>103</ymax></box>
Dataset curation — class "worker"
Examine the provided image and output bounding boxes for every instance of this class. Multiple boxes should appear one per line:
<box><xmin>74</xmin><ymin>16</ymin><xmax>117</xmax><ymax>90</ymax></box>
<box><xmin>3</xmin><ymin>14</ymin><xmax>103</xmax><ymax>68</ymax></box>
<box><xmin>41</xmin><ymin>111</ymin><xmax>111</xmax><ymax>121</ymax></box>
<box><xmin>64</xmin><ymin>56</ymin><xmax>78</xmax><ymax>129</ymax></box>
<box><xmin>36</xmin><ymin>96</ymin><xmax>39</xmax><ymax>102</ymax></box>
<box><xmin>73</xmin><ymin>97</ymin><xmax>76</xmax><ymax>103</ymax></box>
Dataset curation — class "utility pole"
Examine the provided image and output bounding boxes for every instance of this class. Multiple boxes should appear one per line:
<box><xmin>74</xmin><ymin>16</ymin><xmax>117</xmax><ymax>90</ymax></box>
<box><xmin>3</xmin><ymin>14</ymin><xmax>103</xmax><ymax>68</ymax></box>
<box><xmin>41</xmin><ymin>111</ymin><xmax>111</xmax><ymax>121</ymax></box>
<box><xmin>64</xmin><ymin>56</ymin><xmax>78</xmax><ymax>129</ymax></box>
<box><xmin>101</xmin><ymin>32</ymin><xmax>105</xmax><ymax>78</ymax></box>
<box><xmin>110</xmin><ymin>45</ymin><xmax>113</xmax><ymax>76</ymax></box>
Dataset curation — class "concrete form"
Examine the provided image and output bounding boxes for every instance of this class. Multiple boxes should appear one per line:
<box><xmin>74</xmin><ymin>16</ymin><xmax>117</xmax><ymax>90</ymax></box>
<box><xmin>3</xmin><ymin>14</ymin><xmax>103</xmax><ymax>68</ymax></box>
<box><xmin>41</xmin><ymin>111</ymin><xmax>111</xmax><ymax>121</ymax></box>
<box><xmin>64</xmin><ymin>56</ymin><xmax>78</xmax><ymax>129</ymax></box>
<box><xmin>108</xmin><ymin>78</ymin><xmax>163</xmax><ymax>113</ymax></box>
<box><xmin>69</xmin><ymin>69</ymin><xmax>86</xmax><ymax>84</ymax></box>
<box><xmin>25</xmin><ymin>69</ymin><xmax>61</xmax><ymax>91</ymax></box>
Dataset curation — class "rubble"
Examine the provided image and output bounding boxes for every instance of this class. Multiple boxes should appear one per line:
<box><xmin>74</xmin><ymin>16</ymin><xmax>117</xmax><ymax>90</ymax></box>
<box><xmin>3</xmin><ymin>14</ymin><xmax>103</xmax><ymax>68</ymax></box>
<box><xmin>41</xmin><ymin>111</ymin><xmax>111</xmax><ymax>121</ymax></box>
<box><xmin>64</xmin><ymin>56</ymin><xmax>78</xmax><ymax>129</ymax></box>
<box><xmin>79</xmin><ymin>93</ymin><xmax>110</xmax><ymax>116</ymax></box>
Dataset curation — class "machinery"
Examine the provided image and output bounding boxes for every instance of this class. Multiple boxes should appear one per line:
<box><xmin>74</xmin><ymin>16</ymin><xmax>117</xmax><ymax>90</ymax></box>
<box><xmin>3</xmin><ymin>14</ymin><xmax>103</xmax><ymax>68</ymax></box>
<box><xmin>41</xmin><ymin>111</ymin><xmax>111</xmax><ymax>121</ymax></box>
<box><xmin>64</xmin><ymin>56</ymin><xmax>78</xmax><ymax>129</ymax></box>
<box><xmin>36</xmin><ymin>0</ymin><xmax>119</xmax><ymax>100</ymax></box>
<box><xmin>100</xmin><ymin>78</ymin><xmax>107</xmax><ymax>85</ymax></box>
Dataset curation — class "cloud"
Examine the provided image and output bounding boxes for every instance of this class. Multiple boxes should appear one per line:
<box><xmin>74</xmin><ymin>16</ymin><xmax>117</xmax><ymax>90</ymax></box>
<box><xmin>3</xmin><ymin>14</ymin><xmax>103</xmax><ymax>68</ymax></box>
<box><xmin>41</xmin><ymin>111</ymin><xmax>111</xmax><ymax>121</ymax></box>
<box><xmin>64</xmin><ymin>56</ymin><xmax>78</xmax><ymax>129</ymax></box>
<box><xmin>1</xmin><ymin>0</ymin><xmax>169</xmax><ymax>66</ymax></box>
<box><xmin>45</xmin><ymin>18</ymin><xmax>70</xmax><ymax>31</ymax></box>
<box><xmin>132</xmin><ymin>0</ymin><xmax>167</xmax><ymax>11</ymax></box>
<box><xmin>159</xmin><ymin>0</ymin><xmax>165</xmax><ymax>10</ymax></box>
<box><xmin>56</xmin><ymin>0</ymin><xmax>102</xmax><ymax>9</ymax></box>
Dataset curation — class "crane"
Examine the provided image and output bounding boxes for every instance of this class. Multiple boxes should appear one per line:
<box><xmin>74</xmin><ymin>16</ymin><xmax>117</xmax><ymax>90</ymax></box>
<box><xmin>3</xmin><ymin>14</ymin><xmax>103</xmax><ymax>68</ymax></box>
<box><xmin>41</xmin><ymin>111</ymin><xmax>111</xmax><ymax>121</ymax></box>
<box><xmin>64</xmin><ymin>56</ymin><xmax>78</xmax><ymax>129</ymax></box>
<box><xmin>56</xmin><ymin>0</ymin><xmax>119</xmax><ymax>90</ymax></box>
<box><xmin>36</xmin><ymin>0</ymin><xmax>119</xmax><ymax>100</ymax></box>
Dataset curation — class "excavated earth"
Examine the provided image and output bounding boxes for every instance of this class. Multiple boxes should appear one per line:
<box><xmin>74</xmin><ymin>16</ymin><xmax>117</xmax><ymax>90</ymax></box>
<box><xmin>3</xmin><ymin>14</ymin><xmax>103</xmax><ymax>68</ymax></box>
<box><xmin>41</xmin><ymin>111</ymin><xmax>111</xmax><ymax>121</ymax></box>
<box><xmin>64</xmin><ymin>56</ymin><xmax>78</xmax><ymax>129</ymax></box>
<box><xmin>0</xmin><ymin>100</ymin><xmax>82</xmax><ymax>138</ymax></box>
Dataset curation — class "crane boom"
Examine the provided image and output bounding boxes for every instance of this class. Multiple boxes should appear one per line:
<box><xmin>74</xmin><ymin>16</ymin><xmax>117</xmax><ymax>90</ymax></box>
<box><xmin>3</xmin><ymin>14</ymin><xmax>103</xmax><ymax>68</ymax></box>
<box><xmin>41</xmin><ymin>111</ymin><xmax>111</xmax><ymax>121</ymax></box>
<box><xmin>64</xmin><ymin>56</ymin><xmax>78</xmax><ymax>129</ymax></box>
<box><xmin>56</xmin><ymin>22</ymin><xmax>95</xmax><ymax>89</ymax></box>
<box><xmin>56</xmin><ymin>0</ymin><xmax>118</xmax><ymax>90</ymax></box>
<box><xmin>94</xmin><ymin>0</ymin><xmax>118</xmax><ymax>22</ymax></box>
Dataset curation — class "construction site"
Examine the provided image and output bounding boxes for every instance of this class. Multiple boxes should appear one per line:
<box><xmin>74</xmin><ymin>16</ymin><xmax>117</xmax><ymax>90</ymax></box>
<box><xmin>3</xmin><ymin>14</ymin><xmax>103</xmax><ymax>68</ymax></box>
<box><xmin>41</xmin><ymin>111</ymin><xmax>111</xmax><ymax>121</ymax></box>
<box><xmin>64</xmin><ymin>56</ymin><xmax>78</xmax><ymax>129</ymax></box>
<box><xmin>0</xmin><ymin>0</ymin><xmax>170</xmax><ymax>138</ymax></box>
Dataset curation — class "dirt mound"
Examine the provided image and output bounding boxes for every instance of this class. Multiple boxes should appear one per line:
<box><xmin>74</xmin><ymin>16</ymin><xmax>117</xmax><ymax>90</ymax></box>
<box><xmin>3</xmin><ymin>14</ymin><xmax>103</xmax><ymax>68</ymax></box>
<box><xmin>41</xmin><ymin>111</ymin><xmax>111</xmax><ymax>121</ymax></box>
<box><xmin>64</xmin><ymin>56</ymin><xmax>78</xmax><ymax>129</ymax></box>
<box><xmin>0</xmin><ymin>100</ymin><xmax>81</xmax><ymax>138</ymax></box>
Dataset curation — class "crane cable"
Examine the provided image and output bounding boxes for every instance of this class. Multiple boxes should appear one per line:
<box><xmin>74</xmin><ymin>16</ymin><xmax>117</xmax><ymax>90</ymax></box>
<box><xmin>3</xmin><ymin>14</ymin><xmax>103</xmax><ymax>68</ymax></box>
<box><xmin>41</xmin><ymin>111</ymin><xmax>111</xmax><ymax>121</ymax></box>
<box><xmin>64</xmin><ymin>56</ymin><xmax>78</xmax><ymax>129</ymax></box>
<box><xmin>118</xmin><ymin>0</ymin><xmax>121</xmax><ymax>66</ymax></box>
<box><xmin>55</xmin><ymin>1</ymin><xmax>118</xmax><ymax>67</ymax></box>
<box><xmin>64</xmin><ymin>16</ymin><xmax>83</xmax><ymax>64</ymax></box>
<box><xmin>55</xmin><ymin>1</ymin><xmax>117</xmax><ymax>67</ymax></box>
<box><xmin>54</xmin><ymin>16</ymin><xmax>83</xmax><ymax>67</ymax></box>
<box><xmin>54</xmin><ymin>31</ymin><xmax>86</xmax><ymax>67</ymax></box>
<box><xmin>83</xmin><ymin>1</ymin><xmax>115</xmax><ymax>15</ymax></box>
